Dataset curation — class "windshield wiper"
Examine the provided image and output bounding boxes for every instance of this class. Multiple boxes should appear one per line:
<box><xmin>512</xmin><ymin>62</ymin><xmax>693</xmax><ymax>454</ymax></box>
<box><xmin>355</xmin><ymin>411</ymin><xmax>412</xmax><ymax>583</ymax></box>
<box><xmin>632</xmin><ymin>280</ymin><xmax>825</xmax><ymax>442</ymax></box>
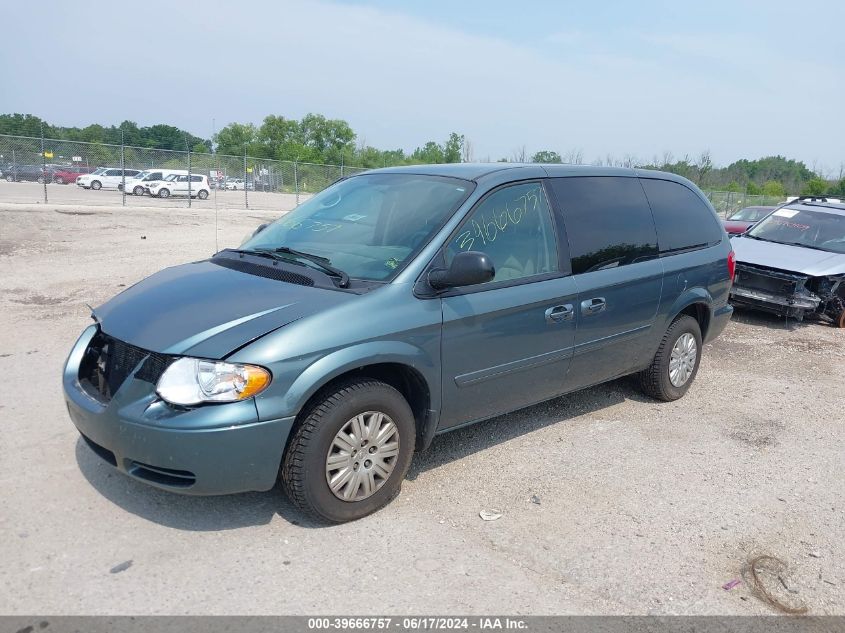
<box><xmin>252</xmin><ymin>247</ymin><xmax>350</xmax><ymax>287</ymax></box>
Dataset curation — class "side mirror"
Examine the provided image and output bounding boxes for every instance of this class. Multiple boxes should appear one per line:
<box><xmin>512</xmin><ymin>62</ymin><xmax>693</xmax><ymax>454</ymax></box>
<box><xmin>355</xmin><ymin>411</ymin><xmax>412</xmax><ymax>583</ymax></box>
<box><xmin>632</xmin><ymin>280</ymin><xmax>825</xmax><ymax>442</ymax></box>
<box><xmin>252</xmin><ymin>223</ymin><xmax>269</xmax><ymax>237</ymax></box>
<box><xmin>428</xmin><ymin>251</ymin><xmax>495</xmax><ymax>290</ymax></box>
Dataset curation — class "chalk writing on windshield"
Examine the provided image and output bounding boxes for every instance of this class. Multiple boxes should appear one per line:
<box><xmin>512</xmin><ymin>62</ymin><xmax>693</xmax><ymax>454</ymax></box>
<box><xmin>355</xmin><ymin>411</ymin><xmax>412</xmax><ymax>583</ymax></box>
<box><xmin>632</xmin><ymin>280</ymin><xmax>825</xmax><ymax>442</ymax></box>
<box><xmin>454</xmin><ymin>187</ymin><xmax>542</xmax><ymax>252</ymax></box>
<box><xmin>279</xmin><ymin>218</ymin><xmax>343</xmax><ymax>233</ymax></box>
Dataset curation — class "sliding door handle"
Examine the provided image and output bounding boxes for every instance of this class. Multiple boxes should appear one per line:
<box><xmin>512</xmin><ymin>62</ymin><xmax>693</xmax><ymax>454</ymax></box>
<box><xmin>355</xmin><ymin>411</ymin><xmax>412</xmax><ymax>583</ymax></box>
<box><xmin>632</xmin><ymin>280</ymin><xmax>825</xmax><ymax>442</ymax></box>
<box><xmin>581</xmin><ymin>297</ymin><xmax>606</xmax><ymax>315</ymax></box>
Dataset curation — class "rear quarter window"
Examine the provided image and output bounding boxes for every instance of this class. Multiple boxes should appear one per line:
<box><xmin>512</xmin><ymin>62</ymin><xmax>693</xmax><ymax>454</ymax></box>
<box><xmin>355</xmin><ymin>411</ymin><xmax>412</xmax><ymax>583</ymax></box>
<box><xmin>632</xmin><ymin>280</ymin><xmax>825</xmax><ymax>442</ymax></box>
<box><xmin>640</xmin><ymin>178</ymin><xmax>723</xmax><ymax>253</ymax></box>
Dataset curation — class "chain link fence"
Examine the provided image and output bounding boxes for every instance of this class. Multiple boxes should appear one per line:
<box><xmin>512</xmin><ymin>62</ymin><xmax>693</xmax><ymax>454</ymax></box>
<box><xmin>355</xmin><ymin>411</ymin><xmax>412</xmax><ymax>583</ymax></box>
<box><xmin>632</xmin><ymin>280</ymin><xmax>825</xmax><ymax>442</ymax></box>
<box><xmin>0</xmin><ymin>132</ymin><xmax>789</xmax><ymax>219</ymax></box>
<box><xmin>704</xmin><ymin>190</ymin><xmax>785</xmax><ymax>218</ymax></box>
<box><xmin>0</xmin><ymin>133</ymin><xmax>367</xmax><ymax>211</ymax></box>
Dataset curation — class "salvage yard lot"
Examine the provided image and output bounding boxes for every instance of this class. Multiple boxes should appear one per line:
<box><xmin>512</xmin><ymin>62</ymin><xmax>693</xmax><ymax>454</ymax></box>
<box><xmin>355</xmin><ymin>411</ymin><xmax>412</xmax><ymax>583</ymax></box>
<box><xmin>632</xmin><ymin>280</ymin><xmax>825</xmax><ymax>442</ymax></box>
<box><xmin>0</xmin><ymin>202</ymin><xmax>843</xmax><ymax>615</ymax></box>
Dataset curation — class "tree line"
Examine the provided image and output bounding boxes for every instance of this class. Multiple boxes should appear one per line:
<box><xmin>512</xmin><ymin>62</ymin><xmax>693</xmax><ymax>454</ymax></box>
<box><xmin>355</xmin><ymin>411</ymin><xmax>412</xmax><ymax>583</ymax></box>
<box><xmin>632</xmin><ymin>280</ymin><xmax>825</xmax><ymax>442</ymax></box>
<box><xmin>2</xmin><ymin>112</ymin><xmax>842</xmax><ymax>196</ymax></box>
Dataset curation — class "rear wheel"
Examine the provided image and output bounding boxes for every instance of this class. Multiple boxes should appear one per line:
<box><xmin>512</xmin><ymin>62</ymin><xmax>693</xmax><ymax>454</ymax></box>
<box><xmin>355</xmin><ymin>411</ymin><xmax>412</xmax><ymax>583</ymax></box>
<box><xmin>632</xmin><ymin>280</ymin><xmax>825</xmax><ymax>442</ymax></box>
<box><xmin>55</xmin><ymin>176</ymin><xmax>65</xmax><ymax>184</ymax></box>
<box><xmin>133</xmin><ymin>185</ymin><xmax>145</xmax><ymax>196</ymax></box>
<box><xmin>157</xmin><ymin>188</ymin><xmax>170</xmax><ymax>198</ymax></box>
<box><xmin>91</xmin><ymin>180</ymin><xmax>102</xmax><ymax>190</ymax></box>
<box><xmin>197</xmin><ymin>189</ymin><xmax>209</xmax><ymax>200</ymax></box>
<box><xmin>5</xmin><ymin>175</ymin><xmax>13</xmax><ymax>182</ymax></box>
<box><xmin>37</xmin><ymin>176</ymin><xmax>45</xmax><ymax>184</ymax></box>
<box><xmin>639</xmin><ymin>315</ymin><xmax>702</xmax><ymax>402</ymax></box>
<box><xmin>281</xmin><ymin>379</ymin><xmax>415</xmax><ymax>523</ymax></box>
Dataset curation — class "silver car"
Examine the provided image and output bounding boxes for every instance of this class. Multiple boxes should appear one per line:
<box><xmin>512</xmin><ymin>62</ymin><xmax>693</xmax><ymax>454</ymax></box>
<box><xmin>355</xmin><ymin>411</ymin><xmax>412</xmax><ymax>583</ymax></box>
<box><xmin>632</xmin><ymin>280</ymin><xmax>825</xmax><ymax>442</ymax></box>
<box><xmin>730</xmin><ymin>196</ymin><xmax>845</xmax><ymax>327</ymax></box>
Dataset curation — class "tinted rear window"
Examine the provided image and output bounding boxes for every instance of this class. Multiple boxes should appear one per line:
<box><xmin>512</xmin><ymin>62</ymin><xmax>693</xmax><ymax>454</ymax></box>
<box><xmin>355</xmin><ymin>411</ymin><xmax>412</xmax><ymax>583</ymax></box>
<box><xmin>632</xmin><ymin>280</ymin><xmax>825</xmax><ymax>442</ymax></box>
<box><xmin>551</xmin><ymin>176</ymin><xmax>658</xmax><ymax>275</ymax></box>
<box><xmin>640</xmin><ymin>178</ymin><xmax>723</xmax><ymax>253</ymax></box>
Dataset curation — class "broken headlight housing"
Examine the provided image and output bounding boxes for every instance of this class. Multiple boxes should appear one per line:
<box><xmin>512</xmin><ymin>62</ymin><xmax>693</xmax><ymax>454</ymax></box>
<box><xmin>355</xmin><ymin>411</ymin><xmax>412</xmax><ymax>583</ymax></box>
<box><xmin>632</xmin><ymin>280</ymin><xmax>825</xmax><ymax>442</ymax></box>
<box><xmin>156</xmin><ymin>357</ymin><xmax>271</xmax><ymax>405</ymax></box>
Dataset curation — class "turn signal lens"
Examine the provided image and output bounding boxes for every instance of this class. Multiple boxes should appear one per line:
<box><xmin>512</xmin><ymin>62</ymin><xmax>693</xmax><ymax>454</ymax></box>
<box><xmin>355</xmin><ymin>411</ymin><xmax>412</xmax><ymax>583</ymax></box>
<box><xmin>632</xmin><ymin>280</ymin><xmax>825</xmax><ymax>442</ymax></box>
<box><xmin>156</xmin><ymin>357</ymin><xmax>271</xmax><ymax>406</ymax></box>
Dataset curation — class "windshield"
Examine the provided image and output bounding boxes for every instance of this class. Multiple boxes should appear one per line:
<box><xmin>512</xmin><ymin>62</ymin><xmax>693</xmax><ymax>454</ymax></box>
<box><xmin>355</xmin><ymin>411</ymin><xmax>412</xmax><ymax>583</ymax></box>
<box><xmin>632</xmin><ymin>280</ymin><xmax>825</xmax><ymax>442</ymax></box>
<box><xmin>241</xmin><ymin>173</ymin><xmax>473</xmax><ymax>281</ymax></box>
<box><xmin>91</xmin><ymin>168</ymin><xmax>107</xmax><ymax>175</ymax></box>
<box><xmin>163</xmin><ymin>173</ymin><xmax>179</xmax><ymax>182</ymax></box>
<box><xmin>747</xmin><ymin>206</ymin><xmax>845</xmax><ymax>254</ymax></box>
<box><xmin>131</xmin><ymin>171</ymin><xmax>149</xmax><ymax>180</ymax></box>
<box><xmin>729</xmin><ymin>207</ymin><xmax>772</xmax><ymax>222</ymax></box>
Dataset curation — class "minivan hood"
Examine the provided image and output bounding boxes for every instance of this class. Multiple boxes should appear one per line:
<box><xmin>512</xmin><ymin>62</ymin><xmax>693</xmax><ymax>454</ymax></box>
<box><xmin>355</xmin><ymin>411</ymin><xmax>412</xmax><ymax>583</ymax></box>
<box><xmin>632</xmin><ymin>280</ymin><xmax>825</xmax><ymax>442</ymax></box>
<box><xmin>93</xmin><ymin>259</ymin><xmax>353</xmax><ymax>358</ymax></box>
<box><xmin>733</xmin><ymin>236</ymin><xmax>845</xmax><ymax>277</ymax></box>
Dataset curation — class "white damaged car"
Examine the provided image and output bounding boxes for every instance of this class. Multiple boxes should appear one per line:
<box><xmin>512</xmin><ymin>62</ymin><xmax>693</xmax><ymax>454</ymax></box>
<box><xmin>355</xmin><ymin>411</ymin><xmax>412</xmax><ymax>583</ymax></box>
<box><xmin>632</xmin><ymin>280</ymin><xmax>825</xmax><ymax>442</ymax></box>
<box><xmin>730</xmin><ymin>196</ymin><xmax>845</xmax><ymax>326</ymax></box>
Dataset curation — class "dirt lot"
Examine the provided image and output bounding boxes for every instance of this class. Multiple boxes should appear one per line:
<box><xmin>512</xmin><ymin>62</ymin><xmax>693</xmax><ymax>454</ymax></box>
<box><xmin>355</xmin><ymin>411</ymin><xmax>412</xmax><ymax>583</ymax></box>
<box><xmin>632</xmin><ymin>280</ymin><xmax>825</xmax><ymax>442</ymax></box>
<box><xmin>0</xmin><ymin>202</ymin><xmax>843</xmax><ymax>615</ymax></box>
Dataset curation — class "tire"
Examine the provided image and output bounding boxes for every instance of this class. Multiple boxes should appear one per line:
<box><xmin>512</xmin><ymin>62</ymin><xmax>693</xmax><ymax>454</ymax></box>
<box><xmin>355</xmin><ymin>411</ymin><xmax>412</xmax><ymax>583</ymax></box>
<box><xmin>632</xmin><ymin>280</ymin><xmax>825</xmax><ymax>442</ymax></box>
<box><xmin>281</xmin><ymin>379</ymin><xmax>415</xmax><ymax>523</ymax></box>
<box><xmin>158</xmin><ymin>188</ymin><xmax>170</xmax><ymax>198</ymax></box>
<box><xmin>197</xmin><ymin>189</ymin><xmax>209</xmax><ymax>200</ymax></box>
<box><xmin>91</xmin><ymin>180</ymin><xmax>102</xmax><ymax>190</ymax></box>
<box><xmin>37</xmin><ymin>177</ymin><xmax>45</xmax><ymax>184</ymax></box>
<box><xmin>6</xmin><ymin>175</ymin><xmax>14</xmax><ymax>182</ymax></box>
<box><xmin>133</xmin><ymin>185</ymin><xmax>145</xmax><ymax>196</ymax></box>
<box><xmin>638</xmin><ymin>315</ymin><xmax>703</xmax><ymax>402</ymax></box>
<box><xmin>55</xmin><ymin>176</ymin><xmax>64</xmax><ymax>185</ymax></box>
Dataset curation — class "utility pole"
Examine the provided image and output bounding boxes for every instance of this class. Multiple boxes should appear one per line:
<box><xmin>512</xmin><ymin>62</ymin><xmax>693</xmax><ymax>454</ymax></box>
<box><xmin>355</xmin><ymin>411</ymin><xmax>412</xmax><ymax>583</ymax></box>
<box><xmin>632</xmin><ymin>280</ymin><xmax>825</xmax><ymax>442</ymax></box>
<box><xmin>40</xmin><ymin>121</ymin><xmax>47</xmax><ymax>203</ymax></box>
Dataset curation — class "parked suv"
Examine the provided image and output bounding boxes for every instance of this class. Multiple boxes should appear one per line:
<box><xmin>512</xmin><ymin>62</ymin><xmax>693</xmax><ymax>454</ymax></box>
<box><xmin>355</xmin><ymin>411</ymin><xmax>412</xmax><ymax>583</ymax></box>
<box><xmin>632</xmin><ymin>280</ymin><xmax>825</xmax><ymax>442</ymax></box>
<box><xmin>77</xmin><ymin>168</ymin><xmax>142</xmax><ymax>190</ymax></box>
<box><xmin>147</xmin><ymin>174</ymin><xmax>210</xmax><ymax>199</ymax></box>
<box><xmin>63</xmin><ymin>165</ymin><xmax>734</xmax><ymax>522</ymax></box>
<box><xmin>119</xmin><ymin>169</ymin><xmax>188</xmax><ymax>196</ymax></box>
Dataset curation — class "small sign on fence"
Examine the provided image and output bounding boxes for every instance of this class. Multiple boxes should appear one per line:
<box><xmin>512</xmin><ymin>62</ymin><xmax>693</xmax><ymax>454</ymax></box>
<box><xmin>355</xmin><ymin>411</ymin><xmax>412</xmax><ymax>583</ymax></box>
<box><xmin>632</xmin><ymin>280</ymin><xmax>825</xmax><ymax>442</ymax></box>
<box><xmin>43</xmin><ymin>150</ymin><xmax>53</xmax><ymax>159</ymax></box>
<box><xmin>72</xmin><ymin>156</ymin><xmax>82</xmax><ymax>162</ymax></box>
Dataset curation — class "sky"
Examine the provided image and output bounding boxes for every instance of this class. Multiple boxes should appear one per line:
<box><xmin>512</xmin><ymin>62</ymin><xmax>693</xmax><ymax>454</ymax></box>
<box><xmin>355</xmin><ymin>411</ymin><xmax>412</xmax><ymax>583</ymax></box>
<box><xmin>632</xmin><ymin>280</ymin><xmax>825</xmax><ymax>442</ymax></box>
<box><xmin>1</xmin><ymin>0</ymin><xmax>843</xmax><ymax>171</ymax></box>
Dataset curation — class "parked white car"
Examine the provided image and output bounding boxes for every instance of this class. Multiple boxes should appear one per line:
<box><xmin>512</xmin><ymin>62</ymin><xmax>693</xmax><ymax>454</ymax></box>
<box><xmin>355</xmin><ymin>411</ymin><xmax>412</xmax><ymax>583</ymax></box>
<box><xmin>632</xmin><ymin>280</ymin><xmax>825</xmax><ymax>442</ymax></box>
<box><xmin>119</xmin><ymin>169</ymin><xmax>189</xmax><ymax>196</ymax></box>
<box><xmin>225</xmin><ymin>178</ymin><xmax>245</xmax><ymax>190</ymax></box>
<box><xmin>76</xmin><ymin>168</ymin><xmax>142</xmax><ymax>190</ymax></box>
<box><xmin>147</xmin><ymin>174</ymin><xmax>210</xmax><ymax>199</ymax></box>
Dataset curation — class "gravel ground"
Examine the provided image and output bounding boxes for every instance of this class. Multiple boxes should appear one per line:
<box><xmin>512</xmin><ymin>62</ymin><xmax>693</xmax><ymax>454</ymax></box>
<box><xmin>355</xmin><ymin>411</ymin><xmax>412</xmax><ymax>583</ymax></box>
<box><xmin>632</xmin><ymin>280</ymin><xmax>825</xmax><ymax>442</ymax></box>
<box><xmin>0</xmin><ymin>202</ymin><xmax>842</xmax><ymax>615</ymax></box>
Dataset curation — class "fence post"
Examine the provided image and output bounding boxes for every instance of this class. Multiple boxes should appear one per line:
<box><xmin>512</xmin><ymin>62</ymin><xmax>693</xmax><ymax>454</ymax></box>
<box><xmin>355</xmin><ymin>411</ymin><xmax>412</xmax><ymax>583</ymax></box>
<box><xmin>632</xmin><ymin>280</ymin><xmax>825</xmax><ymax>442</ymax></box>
<box><xmin>243</xmin><ymin>151</ymin><xmax>249</xmax><ymax>210</ymax></box>
<box><xmin>340</xmin><ymin>153</ymin><xmax>344</xmax><ymax>178</ymax></box>
<box><xmin>187</xmin><ymin>142</ymin><xmax>192</xmax><ymax>209</ymax></box>
<box><xmin>40</xmin><ymin>122</ymin><xmax>47</xmax><ymax>203</ymax></box>
<box><xmin>120</xmin><ymin>131</ymin><xmax>126</xmax><ymax>207</ymax></box>
<box><xmin>11</xmin><ymin>147</ymin><xmax>16</xmax><ymax>182</ymax></box>
<box><xmin>294</xmin><ymin>160</ymin><xmax>299</xmax><ymax>205</ymax></box>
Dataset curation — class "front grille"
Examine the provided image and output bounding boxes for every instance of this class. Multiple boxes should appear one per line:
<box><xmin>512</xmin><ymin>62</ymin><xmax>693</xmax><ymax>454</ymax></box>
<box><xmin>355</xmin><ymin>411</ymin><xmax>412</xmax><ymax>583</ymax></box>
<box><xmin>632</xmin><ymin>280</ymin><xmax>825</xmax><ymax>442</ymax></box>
<box><xmin>211</xmin><ymin>255</ymin><xmax>315</xmax><ymax>286</ymax></box>
<box><xmin>734</xmin><ymin>264</ymin><xmax>805</xmax><ymax>295</ymax></box>
<box><xmin>78</xmin><ymin>329</ymin><xmax>172</xmax><ymax>403</ymax></box>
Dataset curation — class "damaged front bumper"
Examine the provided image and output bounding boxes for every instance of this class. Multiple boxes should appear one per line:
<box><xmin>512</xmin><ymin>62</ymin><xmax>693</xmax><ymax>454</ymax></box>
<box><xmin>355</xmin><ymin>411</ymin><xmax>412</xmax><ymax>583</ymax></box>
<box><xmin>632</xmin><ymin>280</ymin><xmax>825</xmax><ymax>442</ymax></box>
<box><xmin>730</xmin><ymin>263</ymin><xmax>844</xmax><ymax>322</ymax></box>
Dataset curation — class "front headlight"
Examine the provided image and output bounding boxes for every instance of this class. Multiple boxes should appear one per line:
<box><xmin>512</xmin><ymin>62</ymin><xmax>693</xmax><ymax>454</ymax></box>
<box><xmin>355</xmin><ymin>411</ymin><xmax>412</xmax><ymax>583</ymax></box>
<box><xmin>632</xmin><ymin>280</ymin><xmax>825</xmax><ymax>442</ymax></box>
<box><xmin>156</xmin><ymin>357</ymin><xmax>271</xmax><ymax>406</ymax></box>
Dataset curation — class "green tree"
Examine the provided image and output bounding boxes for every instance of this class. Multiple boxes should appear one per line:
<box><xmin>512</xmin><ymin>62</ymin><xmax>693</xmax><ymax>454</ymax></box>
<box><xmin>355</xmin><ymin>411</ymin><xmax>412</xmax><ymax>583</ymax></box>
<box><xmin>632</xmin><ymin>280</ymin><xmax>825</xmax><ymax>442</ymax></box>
<box><xmin>443</xmin><ymin>132</ymin><xmax>464</xmax><ymax>163</ymax></box>
<box><xmin>214</xmin><ymin>123</ymin><xmax>259</xmax><ymax>156</ymax></box>
<box><xmin>531</xmin><ymin>150</ymin><xmax>562</xmax><ymax>163</ymax></box>
<box><xmin>746</xmin><ymin>181</ymin><xmax>761</xmax><ymax>195</ymax></box>
<box><xmin>761</xmin><ymin>180</ymin><xmax>786</xmax><ymax>198</ymax></box>
<box><xmin>726</xmin><ymin>181</ymin><xmax>741</xmax><ymax>193</ymax></box>
<box><xmin>411</xmin><ymin>141</ymin><xmax>446</xmax><ymax>164</ymax></box>
<box><xmin>801</xmin><ymin>177</ymin><xmax>828</xmax><ymax>196</ymax></box>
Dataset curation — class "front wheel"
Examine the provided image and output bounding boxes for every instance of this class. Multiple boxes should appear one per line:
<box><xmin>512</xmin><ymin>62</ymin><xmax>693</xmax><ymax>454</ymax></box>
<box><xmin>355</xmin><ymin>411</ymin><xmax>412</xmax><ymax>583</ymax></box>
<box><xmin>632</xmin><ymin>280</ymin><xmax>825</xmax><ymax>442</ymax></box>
<box><xmin>281</xmin><ymin>379</ymin><xmax>415</xmax><ymax>523</ymax></box>
<box><xmin>133</xmin><ymin>185</ymin><xmax>145</xmax><ymax>196</ymax></box>
<box><xmin>157</xmin><ymin>188</ymin><xmax>170</xmax><ymax>198</ymax></box>
<box><xmin>638</xmin><ymin>315</ymin><xmax>702</xmax><ymax>401</ymax></box>
<box><xmin>91</xmin><ymin>180</ymin><xmax>102</xmax><ymax>190</ymax></box>
<box><xmin>55</xmin><ymin>176</ymin><xmax>65</xmax><ymax>184</ymax></box>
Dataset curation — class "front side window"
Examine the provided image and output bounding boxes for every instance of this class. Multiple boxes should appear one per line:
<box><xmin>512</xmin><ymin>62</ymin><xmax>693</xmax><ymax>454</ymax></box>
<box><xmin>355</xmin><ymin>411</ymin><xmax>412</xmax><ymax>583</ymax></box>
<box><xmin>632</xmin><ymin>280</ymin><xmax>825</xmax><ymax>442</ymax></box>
<box><xmin>445</xmin><ymin>182</ymin><xmax>558</xmax><ymax>283</ymax></box>
<box><xmin>242</xmin><ymin>173</ymin><xmax>473</xmax><ymax>281</ymax></box>
<box><xmin>551</xmin><ymin>177</ymin><xmax>658</xmax><ymax>275</ymax></box>
<box><xmin>641</xmin><ymin>178</ymin><xmax>723</xmax><ymax>253</ymax></box>
<box><xmin>747</xmin><ymin>207</ymin><xmax>845</xmax><ymax>254</ymax></box>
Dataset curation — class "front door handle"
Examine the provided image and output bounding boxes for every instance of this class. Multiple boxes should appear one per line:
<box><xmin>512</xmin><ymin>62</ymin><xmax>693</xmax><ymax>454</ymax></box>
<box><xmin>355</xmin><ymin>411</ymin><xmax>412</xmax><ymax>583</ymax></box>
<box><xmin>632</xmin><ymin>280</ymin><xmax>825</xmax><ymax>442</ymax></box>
<box><xmin>545</xmin><ymin>304</ymin><xmax>574</xmax><ymax>323</ymax></box>
<box><xmin>581</xmin><ymin>297</ymin><xmax>606</xmax><ymax>316</ymax></box>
